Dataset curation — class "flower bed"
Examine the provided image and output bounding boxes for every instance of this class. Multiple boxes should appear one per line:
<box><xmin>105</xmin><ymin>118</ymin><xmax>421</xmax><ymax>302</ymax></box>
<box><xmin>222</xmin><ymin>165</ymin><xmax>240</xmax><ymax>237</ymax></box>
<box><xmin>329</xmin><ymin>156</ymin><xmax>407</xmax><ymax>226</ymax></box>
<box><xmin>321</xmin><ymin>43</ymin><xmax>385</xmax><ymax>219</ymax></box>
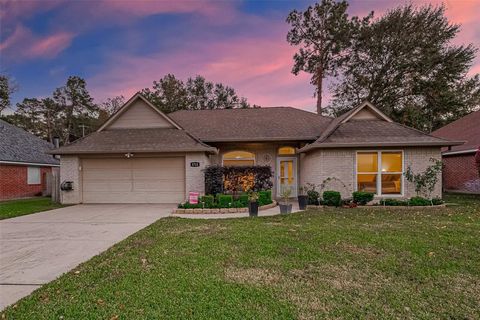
<box><xmin>173</xmin><ymin>201</ymin><xmax>277</xmax><ymax>214</ymax></box>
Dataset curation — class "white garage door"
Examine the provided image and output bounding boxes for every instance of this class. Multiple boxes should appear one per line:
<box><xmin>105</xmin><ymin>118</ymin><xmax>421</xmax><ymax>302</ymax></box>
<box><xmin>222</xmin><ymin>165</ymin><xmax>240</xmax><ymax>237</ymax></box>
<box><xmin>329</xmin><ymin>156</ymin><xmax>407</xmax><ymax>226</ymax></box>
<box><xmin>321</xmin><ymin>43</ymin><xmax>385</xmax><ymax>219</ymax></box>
<box><xmin>82</xmin><ymin>157</ymin><xmax>185</xmax><ymax>203</ymax></box>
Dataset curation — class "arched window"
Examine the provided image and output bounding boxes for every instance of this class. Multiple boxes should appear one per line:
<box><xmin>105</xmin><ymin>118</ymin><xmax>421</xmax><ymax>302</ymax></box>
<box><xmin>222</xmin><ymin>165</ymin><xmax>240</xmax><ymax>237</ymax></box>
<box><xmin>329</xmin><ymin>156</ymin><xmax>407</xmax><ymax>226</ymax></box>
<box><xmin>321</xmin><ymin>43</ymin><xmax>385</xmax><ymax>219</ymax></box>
<box><xmin>278</xmin><ymin>146</ymin><xmax>295</xmax><ymax>155</ymax></box>
<box><xmin>223</xmin><ymin>151</ymin><xmax>255</xmax><ymax>166</ymax></box>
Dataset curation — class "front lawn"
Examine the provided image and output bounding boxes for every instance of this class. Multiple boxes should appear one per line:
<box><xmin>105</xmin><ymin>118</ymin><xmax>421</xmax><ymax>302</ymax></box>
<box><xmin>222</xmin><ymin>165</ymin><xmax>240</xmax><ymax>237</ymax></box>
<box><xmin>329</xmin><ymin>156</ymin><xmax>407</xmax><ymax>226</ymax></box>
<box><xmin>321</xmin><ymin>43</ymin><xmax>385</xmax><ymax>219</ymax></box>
<box><xmin>3</xmin><ymin>194</ymin><xmax>479</xmax><ymax>319</ymax></box>
<box><xmin>0</xmin><ymin>197</ymin><xmax>65</xmax><ymax>220</ymax></box>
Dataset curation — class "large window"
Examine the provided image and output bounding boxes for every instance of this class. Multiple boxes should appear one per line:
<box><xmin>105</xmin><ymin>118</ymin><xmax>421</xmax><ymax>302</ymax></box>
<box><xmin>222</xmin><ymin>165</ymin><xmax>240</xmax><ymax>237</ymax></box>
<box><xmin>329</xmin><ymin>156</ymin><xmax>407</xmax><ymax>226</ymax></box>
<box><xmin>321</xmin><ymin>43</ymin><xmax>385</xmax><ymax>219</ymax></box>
<box><xmin>27</xmin><ymin>167</ymin><xmax>41</xmax><ymax>185</ymax></box>
<box><xmin>222</xmin><ymin>151</ymin><xmax>255</xmax><ymax>166</ymax></box>
<box><xmin>356</xmin><ymin>151</ymin><xmax>403</xmax><ymax>195</ymax></box>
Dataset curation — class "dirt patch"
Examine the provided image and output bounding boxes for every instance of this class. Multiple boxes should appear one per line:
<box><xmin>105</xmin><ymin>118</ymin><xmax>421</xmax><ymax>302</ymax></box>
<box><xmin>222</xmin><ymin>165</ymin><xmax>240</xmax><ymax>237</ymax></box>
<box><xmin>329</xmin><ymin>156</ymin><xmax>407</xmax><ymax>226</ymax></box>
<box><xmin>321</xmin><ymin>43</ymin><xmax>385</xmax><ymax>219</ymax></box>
<box><xmin>224</xmin><ymin>267</ymin><xmax>282</xmax><ymax>286</ymax></box>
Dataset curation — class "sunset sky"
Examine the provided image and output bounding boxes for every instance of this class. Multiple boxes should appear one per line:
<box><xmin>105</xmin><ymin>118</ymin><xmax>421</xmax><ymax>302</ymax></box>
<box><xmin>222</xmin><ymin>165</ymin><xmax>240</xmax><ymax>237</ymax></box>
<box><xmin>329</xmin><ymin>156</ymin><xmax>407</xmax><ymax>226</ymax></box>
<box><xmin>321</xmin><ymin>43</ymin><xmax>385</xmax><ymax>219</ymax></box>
<box><xmin>1</xmin><ymin>0</ymin><xmax>479</xmax><ymax>113</ymax></box>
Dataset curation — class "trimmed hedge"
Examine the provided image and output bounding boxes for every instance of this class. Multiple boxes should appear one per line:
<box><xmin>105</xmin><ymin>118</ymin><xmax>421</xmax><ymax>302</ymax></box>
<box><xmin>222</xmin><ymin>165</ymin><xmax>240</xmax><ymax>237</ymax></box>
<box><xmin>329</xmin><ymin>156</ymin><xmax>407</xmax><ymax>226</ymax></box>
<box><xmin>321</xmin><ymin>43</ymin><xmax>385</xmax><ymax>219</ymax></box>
<box><xmin>352</xmin><ymin>191</ymin><xmax>374</xmax><ymax>205</ymax></box>
<box><xmin>258</xmin><ymin>190</ymin><xmax>272</xmax><ymax>206</ymax></box>
<box><xmin>178</xmin><ymin>191</ymin><xmax>273</xmax><ymax>209</ymax></box>
<box><xmin>204</xmin><ymin>165</ymin><xmax>273</xmax><ymax>195</ymax></box>
<box><xmin>322</xmin><ymin>191</ymin><xmax>342</xmax><ymax>207</ymax></box>
<box><xmin>218</xmin><ymin>194</ymin><xmax>234</xmax><ymax>207</ymax></box>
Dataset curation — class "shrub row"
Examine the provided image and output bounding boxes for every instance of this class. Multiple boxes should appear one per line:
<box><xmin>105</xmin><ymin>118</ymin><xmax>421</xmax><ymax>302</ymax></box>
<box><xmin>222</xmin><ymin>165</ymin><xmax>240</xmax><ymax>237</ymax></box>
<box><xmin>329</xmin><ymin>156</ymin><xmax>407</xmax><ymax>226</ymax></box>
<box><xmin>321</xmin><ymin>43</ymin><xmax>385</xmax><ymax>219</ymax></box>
<box><xmin>178</xmin><ymin>190</ymin><xmax>273</xmax><ymax>209</ymax></box>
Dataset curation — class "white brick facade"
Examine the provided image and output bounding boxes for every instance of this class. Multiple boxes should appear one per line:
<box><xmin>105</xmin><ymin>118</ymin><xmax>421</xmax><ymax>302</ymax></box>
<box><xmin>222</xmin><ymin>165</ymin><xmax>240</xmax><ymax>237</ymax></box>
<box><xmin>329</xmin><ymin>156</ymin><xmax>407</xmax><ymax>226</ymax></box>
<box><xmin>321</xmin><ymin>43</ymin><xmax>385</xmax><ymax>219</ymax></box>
<box><xmin>60</xmin><ymin>156</ymin><xmax>82</xmax><ymax>204</ymax></box>
<box><xmin>185</xmin><ymin>152</ymin><xmax>211</xmax><ymax>199</ymax></box>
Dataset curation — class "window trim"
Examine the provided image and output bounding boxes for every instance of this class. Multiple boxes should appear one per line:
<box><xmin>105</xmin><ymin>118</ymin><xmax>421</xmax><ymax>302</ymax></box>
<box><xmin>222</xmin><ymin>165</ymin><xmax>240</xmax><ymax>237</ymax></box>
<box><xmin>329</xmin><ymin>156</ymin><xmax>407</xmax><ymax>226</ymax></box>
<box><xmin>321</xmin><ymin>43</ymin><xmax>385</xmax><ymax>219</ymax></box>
<box><xmin>27</xmin><ymin>166</ymin><xmax>41</xmax><ymax>185</ymax></box>
<box><xmin>355</xmin><ymin>150</ymin><xmax>404</xmax><ymax>197</ymax></box>
<box><xmin>222</xmin><ymin>150</ymin><xmax>256</xmax><ymax>166</ymax></box>
<box><xmin>277</xmin><ymin>146</ymin><xmax>296</xmax><ymax>156</ymax></box>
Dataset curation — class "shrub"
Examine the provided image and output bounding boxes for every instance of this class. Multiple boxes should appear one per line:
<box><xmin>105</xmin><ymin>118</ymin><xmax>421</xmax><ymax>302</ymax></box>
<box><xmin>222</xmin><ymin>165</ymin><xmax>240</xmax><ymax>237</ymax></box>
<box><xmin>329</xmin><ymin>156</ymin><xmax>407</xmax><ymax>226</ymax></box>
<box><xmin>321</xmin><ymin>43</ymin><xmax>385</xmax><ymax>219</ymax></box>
<box><xmin>258</xmin><ymin>190</ymin><xmax>272</xmax><ymax>205</ymax></box>
<box><xmin>204</xmin><ymin>165</ymin><xmax>273</xmax><ymax>195</ymax></box>
<box><xmin>218</xmin><ymin>194</ymin><xmax>233</xmax><ymax>207</ymax></box>
<box><xmin>238</xmin><ymin>194</ymin><xmax>249</xmax><ymax>206</ymax></box>
<box><xmin>408</xmin><ymin>196</ymin><xmax>431</xmax><ymax>206</ymax></box>
<box><xmin>323</xmin><ymin>191</ymin><xmax>342</xmax><ymax>207</ymax></box>
<box><xmin>379</xmin><ymin>198</ymin><xmax>408</xmax><ymax>206</ymax></box>
<box><xmin>431</xmin><ymin>197</ymin><xmax>444</xmax><ymax>205</ymax></box>
<box><xmin>404</xmin><ymin>158</ymin><xmax>442</xmax><ymax>198</ymax></box>
<box><xmin>204</xmin><ymin>165</ymin><xmax>224</xmax><ymax>195</ymax></box>
<box><xmin>352</xmin><ymin>191</ymin><xmax>374</xmax><ymax>205</ymax></box>
<box><xmin>178</xmin><ymin>202</ymin><xmax>203</xmax><ymax>209</ymax></box>
<box><xmin>304</xmin><ymin>183</ymin><xmax>320</xmax><ymax>205</ymax></box>
<box><xmin>201</xmin><ymin>195</ymin><xmax>214</xmax><ymax>207</ymax></box>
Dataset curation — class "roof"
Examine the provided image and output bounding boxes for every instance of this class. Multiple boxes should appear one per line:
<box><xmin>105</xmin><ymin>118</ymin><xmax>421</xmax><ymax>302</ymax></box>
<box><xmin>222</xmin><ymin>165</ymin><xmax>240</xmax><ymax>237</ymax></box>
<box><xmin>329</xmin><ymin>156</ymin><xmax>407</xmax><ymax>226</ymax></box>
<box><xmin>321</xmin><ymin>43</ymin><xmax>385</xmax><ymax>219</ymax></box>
<box><xmin>169</xmin><ymin>107</ymin><xmax>332</xmax><ymax>142</ymax></box>
<box><xmin>50</xmin><ymin>128</ymin><xmax>217</xmax><ymax>155</ymax></box>
<box><xmin>299</xmin><ymin>102</ymin><xmax>463</xmax><ymax>152</ymax></box>
<box><xmin>431</xmin><ymin>110</ymin><xmax>480</xmax><ymax>154</ymax></box>
<box><xmin>0</xmin><ymin>119</ymin><xmax>59</xmax><ymax>166</ymax></box>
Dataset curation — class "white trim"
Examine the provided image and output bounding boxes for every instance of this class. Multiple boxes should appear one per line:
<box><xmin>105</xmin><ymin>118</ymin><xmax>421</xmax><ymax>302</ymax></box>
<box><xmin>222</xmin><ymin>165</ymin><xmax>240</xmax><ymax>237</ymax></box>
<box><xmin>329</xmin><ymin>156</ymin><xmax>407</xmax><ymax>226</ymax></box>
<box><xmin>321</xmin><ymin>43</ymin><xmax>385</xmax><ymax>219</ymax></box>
<box><xmin>354</xmin><ymin>150</ymin><xmax>404</xmax><ymax>197</ymax></box>
<box><xmin>222</xmin><ymin>150</ymin><xmax>256</xmax><ymax>166</ymax></box>
<box><xmin>97</xmin><ymin>93</ymin><xmax>183</xmax><ymax>132</ymax></box>
<box><xmin>342</xmin><ymin>101</ymin><xmax>393</xmax><ymax>124</ymax></box>
<box><xmin>276</xmin><ymin>156</ymin><xmax>298</xmax><ymax>197</ymax></box>
<box><xmin>442</xmin><ymin>149</ymin><xmax>477</xmax><ymax>156</ymax></box>
<box><xmin>0</xmin><ymin>160</ymin><xmax>59</xmax><ymax>167</ymax></box>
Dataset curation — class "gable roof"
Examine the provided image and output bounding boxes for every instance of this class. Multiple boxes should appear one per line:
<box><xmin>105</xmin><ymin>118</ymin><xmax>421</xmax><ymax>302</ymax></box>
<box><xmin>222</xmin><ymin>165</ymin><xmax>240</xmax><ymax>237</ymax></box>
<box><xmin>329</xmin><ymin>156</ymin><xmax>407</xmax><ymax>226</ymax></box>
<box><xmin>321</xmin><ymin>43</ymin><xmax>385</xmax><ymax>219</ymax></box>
<box><xmin>0</xmin><ymin>120</ymin><xmax>59</xmax><ymax>165</ymax></box>
<box><xmin>432</xmin><ymin>110</ymin><xmax>480</xmax><ymax>154</ymax></box>
<box><xmin>169</xmin><ymin>107</ymin><xmax>332</xmax><ymax>142</ymax></box>
<box><xmin>299</xmin><ymin>101</ymin><xmax>463</xmax><ymax>152</ymax></box>
<box><xmin>98</xmin><ymin>93</ymin><xmax>183</xmax><ymax>131</ymax></box>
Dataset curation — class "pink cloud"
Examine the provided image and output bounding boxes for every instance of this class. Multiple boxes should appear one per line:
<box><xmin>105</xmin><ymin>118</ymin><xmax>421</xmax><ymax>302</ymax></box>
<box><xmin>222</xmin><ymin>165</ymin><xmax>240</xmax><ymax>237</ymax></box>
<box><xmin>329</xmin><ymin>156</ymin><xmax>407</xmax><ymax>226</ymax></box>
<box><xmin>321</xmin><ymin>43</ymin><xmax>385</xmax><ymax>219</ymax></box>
<box><xmin>0</xmin><ymin>24</ymin><xmax>74</xmax><ymax>60</ymax></box>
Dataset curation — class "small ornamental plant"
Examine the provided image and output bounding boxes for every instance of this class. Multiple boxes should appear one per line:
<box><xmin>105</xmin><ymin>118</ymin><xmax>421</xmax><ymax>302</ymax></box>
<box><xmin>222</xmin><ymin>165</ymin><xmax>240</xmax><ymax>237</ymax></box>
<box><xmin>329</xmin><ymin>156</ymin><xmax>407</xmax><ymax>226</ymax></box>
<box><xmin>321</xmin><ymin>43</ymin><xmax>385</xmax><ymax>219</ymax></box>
<box><xmin>404</xmin><ymin>158</ymin><xmax>443</xmax><ymax>205</ymax></box>
<box><xmin>248</xmin><ymin>191</ymin><xmax>259</xmax><ymax>203</ymax></box>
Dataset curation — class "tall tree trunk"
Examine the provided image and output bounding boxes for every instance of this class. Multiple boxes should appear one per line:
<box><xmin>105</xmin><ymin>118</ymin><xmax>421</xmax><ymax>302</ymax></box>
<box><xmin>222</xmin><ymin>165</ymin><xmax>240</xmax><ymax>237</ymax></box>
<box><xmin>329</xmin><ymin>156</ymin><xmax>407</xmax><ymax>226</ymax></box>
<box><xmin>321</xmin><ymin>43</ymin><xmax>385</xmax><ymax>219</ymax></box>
<box><xmin>316</xmin><ymin>67</ymin><xmax>323</xmax><ymax>114</ymax></box>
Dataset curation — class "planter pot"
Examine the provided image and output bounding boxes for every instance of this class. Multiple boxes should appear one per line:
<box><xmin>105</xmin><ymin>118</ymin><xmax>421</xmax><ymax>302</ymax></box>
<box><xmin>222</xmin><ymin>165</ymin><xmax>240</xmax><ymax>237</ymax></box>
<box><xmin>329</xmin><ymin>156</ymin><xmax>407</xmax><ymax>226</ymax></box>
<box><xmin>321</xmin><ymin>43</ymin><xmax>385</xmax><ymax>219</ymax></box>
<box><xmin>279</xmin><ymin>203</ymin><xmax>292</xmax><ymax>214</ymax></box>
<box><xmin>248</xmin><ymin>201</ymin><xmax>259</xmax><ymax>217</ymax></box>
<box><xmin>297</xmin><ymin>195</ymin><xmax>308</xmax><ymax>210</ymax></box>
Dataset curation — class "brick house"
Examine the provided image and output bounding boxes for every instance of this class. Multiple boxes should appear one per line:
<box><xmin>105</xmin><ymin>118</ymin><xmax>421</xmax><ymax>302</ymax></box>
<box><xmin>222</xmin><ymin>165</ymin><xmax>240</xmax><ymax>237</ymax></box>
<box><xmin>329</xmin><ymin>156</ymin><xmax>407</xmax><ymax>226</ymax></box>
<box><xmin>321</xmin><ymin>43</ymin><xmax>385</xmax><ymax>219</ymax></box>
<box><xmin>432</xmin><ymin>110</ymin><xmax>480</xmax><ymax>194</ymax></box>
<box><xmin>0</xmin><ymin>120</ymin><xmax>59</xmax><ymax>200</ymax></box>
<box><xmin>51</xmin><ymin>94</ymin><xmax>462</xmax><ymax>204</ymax></box>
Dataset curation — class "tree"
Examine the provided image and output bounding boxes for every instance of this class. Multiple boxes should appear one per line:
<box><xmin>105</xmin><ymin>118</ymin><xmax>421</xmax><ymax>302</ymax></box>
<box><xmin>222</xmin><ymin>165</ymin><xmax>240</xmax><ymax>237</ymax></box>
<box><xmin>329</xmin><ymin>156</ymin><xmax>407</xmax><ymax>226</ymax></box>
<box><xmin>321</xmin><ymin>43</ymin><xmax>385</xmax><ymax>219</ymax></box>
<box><xmin>328</xmin><ymin>4</ymin><xmax>480</xmax><ymax>132</ymax></box>
<box><xmin>0</xmin><ymin>75</ymin><xmax>18</xmax><ymax>115</ymax></box>
<box><xmin>286</xmin><ymin>0</ymin><xmax>358</xmax><ymax>114</ymax></box>
<box><xmin>53</xmin><ymin>76</ymin><xmax>98</xmax><ymax>144</ymax></box>
<box><xmin>142</xmin><ymin>74</ymin><xmax>256</xmax><ymax>113</ymax></box>
<box><xmin>404</xmin><ymin>158</ymin><xmax>443</xmax><ymax>202</ymax></box>
<box><xmin>100</xmin><ymin>95</ymin><xmax>125</xmax><ymax>116</ymax></box>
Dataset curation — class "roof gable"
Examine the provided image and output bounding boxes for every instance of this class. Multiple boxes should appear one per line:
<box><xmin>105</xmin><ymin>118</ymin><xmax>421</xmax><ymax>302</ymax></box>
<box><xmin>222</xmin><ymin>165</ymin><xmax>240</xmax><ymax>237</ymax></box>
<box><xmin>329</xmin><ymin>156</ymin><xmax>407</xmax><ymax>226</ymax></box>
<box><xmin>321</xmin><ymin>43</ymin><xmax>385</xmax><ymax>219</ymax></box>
<box><xmin>341</xmin><ymin>101</ymin><xmax>392</xmax><ymax>123</ymax></box>
<box><xmin>99</xmin><ymin>94</ymin><xmax>182</xmax><ymax>131</ymax></box>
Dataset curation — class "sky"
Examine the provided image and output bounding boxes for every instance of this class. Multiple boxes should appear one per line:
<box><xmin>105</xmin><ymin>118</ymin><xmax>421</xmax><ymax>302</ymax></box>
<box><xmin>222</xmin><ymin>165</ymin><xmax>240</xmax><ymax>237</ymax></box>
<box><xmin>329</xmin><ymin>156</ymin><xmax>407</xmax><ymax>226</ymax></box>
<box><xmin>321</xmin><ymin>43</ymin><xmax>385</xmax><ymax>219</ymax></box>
<box><xmin>1</xmin><ymin>0</ymin><xmax>479</xmax><ymax>113</ymax></box>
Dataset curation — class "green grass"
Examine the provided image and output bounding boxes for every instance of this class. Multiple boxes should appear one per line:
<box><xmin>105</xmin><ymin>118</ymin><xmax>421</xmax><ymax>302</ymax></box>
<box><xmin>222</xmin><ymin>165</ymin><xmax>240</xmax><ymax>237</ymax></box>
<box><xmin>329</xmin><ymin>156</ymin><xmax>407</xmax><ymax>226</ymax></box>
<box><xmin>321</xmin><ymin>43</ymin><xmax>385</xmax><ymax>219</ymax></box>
<box><xmin>0</xmin><ymin>197</ymin><xmax>65</xmax><ymax>220</ymax></box>
<box><xmin>3</xmin><ymin>194</ymin><xmax>480</xmax><ymax>319</ymax></box>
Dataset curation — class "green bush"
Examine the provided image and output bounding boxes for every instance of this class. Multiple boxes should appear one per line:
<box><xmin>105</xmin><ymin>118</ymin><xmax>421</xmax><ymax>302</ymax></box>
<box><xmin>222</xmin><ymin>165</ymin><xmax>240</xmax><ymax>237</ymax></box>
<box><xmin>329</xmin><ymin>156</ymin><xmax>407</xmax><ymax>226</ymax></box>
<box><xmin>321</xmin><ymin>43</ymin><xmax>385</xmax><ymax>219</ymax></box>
<box><xmin>305</xmin><ymin>183</ymin><xmax>320</xmax><ymax>205</ymax></box>
<box><xmin>201</xmin><ymin>195</ymin><xmax>214</xmax><ymax>207</ymax></box>
<box><xmin>352</xmin><ymin>191</ymin><xmax>374</xmax><ymax>205</ymax></box>
<box><xmin>218</xmin><ymin>194</ymin><xmax>233</xmax><ymax>207</ymax></box>
<box><xmin>432</xmin><ymin>197</ymin><xmax>444</xmax><ymax>205</ymax></box>
<box><xmin>379</xmin><ymin>198</ymin><xmax>408</xmax><ymax>206</ymax></box>
<box><xmin>238</xmin><ymin>194</ymin><xmax>249</xmax><ymax>206</ymax></box>
<box><xmin>323</xmin><ymin>191</ymin><xmax>342</xmax><ymax>207</ymax></box>
<box><xmin>409</xmin><ymin>196</ymin><xmax>431</xmax><ymax>206</ymax></box>
<box><xmin>258</xmin><ymin>190</ymin><xmax>272</xmax><ymax>205</ymax></box>
<box><xmin>178</xmin><ymin>202</ymin><xmax>203</xmax><ymax>209</ymax></box>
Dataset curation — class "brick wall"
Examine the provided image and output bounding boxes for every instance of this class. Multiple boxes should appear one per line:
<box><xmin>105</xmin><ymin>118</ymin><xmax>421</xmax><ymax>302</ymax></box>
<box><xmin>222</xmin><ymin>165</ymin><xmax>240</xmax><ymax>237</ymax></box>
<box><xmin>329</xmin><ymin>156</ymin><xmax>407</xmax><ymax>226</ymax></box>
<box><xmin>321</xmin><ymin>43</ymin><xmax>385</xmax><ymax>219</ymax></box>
<box><xmin>59</xmin><ymin>156</ymin><xmax>82</xmax><ymax>204</ymax></box>
<box><xmin>442</xmin><ymin>154</ymin><xmax>480</xmax><ymax>193</ymax></box>
<box><xmin>185</xmin><ymin>153</ymin><xmax>211</xmax><ymax>200</ymax></box>
<box><xmin>0</xmin><ymin>164</ymin><xmax>53</xmax><ymax>200</ymax></box>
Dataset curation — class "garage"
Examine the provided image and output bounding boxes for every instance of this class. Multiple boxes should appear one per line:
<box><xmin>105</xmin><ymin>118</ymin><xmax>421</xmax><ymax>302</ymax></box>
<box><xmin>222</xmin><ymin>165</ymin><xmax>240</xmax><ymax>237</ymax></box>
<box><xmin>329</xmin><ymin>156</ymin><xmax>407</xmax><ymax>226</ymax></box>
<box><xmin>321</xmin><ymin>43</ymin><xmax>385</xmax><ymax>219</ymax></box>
<box><xmin>82</xmin><ymin>157</ymin><xmax>185</xmax><ymax>203</ymax></box>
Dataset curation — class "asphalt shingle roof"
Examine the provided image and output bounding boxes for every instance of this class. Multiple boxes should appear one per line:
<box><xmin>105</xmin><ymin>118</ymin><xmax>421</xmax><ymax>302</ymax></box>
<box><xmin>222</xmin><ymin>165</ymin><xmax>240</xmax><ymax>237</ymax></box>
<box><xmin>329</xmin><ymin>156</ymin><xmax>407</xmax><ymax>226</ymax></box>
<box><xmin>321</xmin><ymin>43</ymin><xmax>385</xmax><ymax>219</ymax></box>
<box><xmin>0</xmin><ymin>120</ymin><xmax>59</xmax><ymax>165</ymax></box>
<box><xmin>169</xmin><ymin>107</ymin><xmax>332</xmax><ymax>142</ymax></box>
<box><xmin>50</xmin><ymin>128</ymin><xmax>216</xmax><ymax>154</ymax></box>
<box><xmin>432</xmin><ymin>110</ymin><xmax>480</xmax><ymax>153</ymax></box>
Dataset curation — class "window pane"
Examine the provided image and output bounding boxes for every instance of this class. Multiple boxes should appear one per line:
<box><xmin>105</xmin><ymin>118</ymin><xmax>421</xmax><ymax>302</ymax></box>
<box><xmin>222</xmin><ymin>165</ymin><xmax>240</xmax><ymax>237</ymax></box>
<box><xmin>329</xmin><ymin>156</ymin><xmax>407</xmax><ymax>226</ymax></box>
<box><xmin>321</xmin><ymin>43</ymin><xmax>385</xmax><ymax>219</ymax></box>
<box><xmin>357</xmin><ymin>153</ymin><xmax>378</xmax><ymax>172</ymax></box>
<box><xmin>381</xmin><ymin>174</ymin><xmax>402</xmax><ymax>194</ymax></box>
<box><xmin>278</xmin><ymin>146</ymin><xmax>295</xmax><ymax>155</ymax></box>
<box><xmin>357</xmin><ymin>174</ymin><xmax>377</xmax><ymax>193</ymax></box>
<box><xmin>222</xmin><ymin>159</ymin><xmax>254</xmax><ymax>166</ymax></box>
<box><xmin>223</xmin><ymin>151</ymin><xmax>255</xmax><ymax>160</ymax></box>
<box><xmin>27</xmin><ymin>167</ymin><xmax>41</xmax><ymax>185</ymax></box>
<box><xmin>382</xmin><ymin>152</ymin><xmax>402</xmax><ymax>172</ymax></box>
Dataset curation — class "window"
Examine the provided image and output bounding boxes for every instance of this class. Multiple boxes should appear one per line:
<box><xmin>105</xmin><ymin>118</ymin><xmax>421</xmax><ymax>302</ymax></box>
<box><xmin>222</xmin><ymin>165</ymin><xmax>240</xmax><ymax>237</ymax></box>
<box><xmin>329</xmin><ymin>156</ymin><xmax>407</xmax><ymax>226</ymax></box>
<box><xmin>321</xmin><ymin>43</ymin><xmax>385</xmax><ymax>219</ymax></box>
<box><xmin>27</xmin><ymin>167</ymin><xmax>41</xmax><ymax>185</ymax></box>
<box><xmin>222</xmin><ymin>151</ymin><xmax>255</xmax><ymax>166</ymax></box>
<box><xmin>278</xmin><ymin>146</ymin><xmax>295</xmax><ymax>155</ymax></box>
<box><xmin>356</xmin><ymin>151</ymin><xmax>402</xmax><ymax>195</ymax></box>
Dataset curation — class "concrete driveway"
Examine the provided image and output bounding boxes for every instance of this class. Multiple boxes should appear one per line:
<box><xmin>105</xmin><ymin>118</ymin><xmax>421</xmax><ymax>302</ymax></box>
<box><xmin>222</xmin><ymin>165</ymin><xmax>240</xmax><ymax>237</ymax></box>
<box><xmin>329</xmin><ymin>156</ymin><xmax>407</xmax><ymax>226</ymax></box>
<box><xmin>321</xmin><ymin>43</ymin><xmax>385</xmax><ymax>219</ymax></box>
<box><xmin>0</xmin><ymin>204</ymin><xmax>172</xmax><ymax>310</ymax></box>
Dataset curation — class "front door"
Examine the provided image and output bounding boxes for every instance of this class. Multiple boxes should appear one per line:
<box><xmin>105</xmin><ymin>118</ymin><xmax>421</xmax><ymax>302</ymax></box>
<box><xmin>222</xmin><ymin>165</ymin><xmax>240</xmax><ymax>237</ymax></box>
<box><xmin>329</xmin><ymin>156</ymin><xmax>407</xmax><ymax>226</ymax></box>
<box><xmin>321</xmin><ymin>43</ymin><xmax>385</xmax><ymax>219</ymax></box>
<box><xmin>277</xmin><ymin>157</ymin><xmax>297</xmax><ymax>197</ymax></box>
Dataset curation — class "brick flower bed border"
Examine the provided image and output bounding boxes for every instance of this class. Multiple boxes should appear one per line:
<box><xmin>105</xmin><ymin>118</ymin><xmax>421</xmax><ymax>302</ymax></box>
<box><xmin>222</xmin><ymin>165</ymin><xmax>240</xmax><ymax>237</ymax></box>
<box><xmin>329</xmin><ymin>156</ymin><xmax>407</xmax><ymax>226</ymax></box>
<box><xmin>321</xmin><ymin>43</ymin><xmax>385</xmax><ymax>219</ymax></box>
<box><xmin>173</xmin><ymin>201</ymin><xmax>277</xmax><ymax>214</ymax></box>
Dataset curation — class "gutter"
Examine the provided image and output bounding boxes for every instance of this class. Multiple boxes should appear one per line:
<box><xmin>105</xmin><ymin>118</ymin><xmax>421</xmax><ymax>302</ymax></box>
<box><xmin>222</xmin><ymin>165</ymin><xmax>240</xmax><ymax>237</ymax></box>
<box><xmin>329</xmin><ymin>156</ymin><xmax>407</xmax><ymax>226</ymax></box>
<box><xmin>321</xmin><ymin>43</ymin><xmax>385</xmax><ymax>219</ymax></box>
<box><xmin>442</xmin><ymin>149</ymin><xmax>477</xmax><ymax>156</ymax></box>
<box><xmin>0</xmin><ymin>160</ymin><xmax>60</xmax><ymax>167</ymax></box>
<box><xmin>298</xmin><ymin>140</ymin><xmax>465</xmax><ymax>152</ymax></box>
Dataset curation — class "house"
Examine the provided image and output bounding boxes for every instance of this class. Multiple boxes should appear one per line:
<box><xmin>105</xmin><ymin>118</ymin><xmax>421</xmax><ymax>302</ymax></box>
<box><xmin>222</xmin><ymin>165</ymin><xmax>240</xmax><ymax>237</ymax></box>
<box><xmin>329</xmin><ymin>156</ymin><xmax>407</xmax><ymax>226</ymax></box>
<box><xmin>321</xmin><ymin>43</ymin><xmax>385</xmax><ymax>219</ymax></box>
<box><xmin>432</xmin><ymin>110</ymin><xmax>480</xmax><ymax>194</ymax></box>
<box><xmin>0</xmin><ymin>119</ymin><xmax>59</xmax><ymax>200</ymax></box>
<box><xmin>51</xmin><ymin>93</ymin><xmax>461</xmax><ymax>204</ymax></box>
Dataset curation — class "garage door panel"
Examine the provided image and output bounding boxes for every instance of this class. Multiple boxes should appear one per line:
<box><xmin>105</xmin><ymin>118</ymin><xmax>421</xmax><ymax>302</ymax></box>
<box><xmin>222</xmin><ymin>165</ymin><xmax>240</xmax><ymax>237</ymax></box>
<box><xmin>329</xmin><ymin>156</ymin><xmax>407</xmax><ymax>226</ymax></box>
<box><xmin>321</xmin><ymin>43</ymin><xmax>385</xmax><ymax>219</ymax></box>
<box><xmin>82</xmin><ymin>157</ymin><xmax>185</xmax><ymax>203</ymax></box>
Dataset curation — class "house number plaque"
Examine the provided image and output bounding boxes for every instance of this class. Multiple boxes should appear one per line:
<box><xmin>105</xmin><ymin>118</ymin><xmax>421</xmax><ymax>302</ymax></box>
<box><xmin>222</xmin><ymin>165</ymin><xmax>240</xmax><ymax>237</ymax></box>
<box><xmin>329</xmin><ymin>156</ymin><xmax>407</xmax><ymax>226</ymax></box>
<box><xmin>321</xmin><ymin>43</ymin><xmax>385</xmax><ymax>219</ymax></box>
<box><xmin>190</xmin><ymin>162</ymin><xmax>200</xmax><ymax>167</ymax></box>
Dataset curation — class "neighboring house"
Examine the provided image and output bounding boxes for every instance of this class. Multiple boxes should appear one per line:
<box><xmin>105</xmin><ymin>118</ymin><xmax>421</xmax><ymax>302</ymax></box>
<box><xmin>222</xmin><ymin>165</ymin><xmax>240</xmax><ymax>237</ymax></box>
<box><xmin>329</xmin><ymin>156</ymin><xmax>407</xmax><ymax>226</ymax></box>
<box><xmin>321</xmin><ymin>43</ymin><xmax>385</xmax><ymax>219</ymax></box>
<box><xmin>51</xmin><ymin>94</ymin><xmax>461</xmax><ymax>204</ymax></box>
<box><xmin>0</xmin><ymin>120</ymin><xmax>59</xmax><ymax>200</ymax></box>
<box><xmin>432</xmin><ymin>110</ymin><xmax>480</xmax><ymax>194</ymax></box>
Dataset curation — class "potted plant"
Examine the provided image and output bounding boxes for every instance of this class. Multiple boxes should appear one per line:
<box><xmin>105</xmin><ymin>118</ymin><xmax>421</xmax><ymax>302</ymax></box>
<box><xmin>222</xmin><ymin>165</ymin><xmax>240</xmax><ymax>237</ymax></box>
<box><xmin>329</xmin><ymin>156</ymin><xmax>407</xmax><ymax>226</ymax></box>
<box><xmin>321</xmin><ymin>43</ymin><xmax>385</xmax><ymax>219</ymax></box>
<box><xmin>297</xmin><ymin>186</ymin><xmax>308</xmax><ymax>210</ymax></box>
<box><xmin>248</xmin><ymin>191</ymin><xmax>259</xmax><ymax>217</ymax></box>
<box><xmin>279</xmin><ymin>187</ymin><xmax>293</xmax><ymax>214</ymax></box>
